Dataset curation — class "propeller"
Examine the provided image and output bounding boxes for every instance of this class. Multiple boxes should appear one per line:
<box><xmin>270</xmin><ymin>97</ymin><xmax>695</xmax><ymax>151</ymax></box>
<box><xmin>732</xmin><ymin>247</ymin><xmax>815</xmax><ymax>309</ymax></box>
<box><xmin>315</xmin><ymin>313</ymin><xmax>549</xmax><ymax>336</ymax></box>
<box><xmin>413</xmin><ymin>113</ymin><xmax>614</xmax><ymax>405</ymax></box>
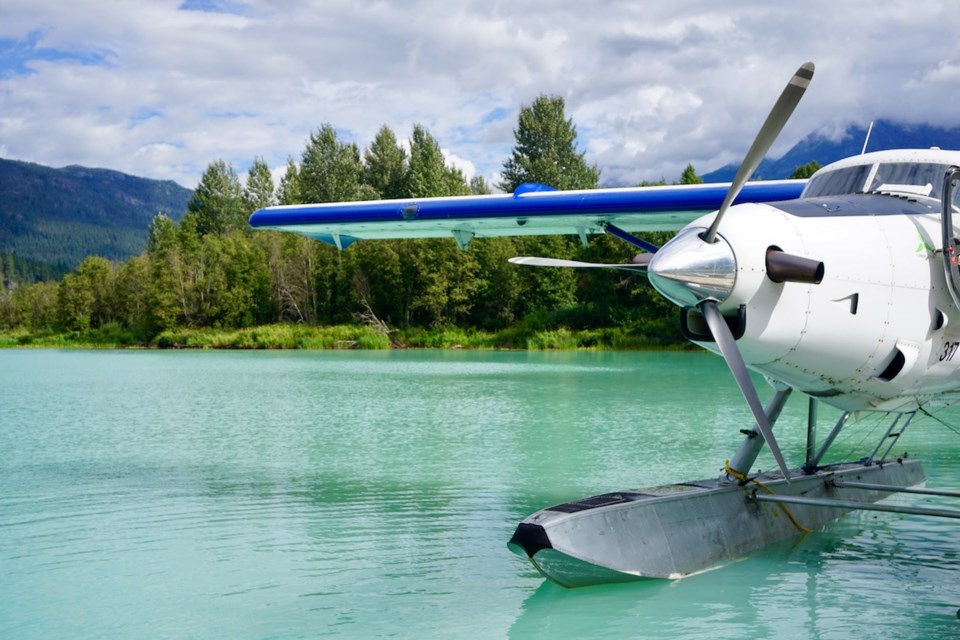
<box><xmin>510</xmin><ymin>63</ymin><xmax>817</xmax><ymax>482</ymax></box>
<box><xmin>664</xmin><ymin>63</ymin><xmax>815</xmax><ymax>481</ymax></box>
<box><xmin>640</xmin><ymin>63</ymin><xmax>816</xmax><ymax>481</ymax></box>
<box><xmin>701</xmin><ymin>62</ymin><xmax>815</xmax><ymax>244</ymax></box>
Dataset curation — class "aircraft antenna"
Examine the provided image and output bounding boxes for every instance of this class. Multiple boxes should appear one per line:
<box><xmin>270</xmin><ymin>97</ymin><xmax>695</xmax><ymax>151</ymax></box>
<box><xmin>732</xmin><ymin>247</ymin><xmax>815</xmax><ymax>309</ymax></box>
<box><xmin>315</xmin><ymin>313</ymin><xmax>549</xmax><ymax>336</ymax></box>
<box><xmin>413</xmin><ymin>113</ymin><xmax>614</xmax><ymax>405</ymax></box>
<box><xmin>861</xmin><ymin>121</ymin><xmax>874</xmax><ymax>154</ymax></box>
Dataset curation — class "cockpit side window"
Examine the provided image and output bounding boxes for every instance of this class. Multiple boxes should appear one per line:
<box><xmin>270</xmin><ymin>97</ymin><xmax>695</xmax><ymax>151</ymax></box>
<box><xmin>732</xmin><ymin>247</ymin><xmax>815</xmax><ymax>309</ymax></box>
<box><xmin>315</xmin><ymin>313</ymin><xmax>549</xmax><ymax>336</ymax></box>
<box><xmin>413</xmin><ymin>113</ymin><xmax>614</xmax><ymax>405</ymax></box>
<box><xmin>867</xmin><ymin>162</ymin><xmax>947</xmax><ymax>197</ymax></box>
<box><xmin>802</xmin><ymin>165</ymin><xmax>870</xmax><ymax>198</ymax></box>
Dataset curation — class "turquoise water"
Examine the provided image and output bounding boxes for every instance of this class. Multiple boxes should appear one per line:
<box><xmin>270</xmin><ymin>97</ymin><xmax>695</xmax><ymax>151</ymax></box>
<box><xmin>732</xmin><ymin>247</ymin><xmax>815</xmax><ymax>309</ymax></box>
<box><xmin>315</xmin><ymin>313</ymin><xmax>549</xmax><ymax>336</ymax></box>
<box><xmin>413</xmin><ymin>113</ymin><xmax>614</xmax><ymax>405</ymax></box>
<box><xmin>1</xmin><ymin>349</ymin><xmax>959</xmax><ymax>638</ymax></box>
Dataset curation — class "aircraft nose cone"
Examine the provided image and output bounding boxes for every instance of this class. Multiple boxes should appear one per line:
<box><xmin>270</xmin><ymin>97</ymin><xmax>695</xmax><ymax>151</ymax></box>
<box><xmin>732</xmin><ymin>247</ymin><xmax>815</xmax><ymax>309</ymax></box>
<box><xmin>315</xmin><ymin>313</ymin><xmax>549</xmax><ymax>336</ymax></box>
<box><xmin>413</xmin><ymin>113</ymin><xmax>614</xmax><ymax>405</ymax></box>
<box><xmin>648</xmin><ymin>227</ymin><xmax>737</xmax><ymax>307</ymax></box>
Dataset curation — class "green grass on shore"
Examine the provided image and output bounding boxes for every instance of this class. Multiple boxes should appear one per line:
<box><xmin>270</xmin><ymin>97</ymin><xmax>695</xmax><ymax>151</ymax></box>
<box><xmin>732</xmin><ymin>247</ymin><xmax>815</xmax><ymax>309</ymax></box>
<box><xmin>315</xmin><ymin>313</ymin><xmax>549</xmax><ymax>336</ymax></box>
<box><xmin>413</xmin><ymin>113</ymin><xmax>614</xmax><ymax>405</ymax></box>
<box><xmin>0</xmin><ymin>323</ymin><xmax>689</xmax><ymax>351</ymax></box>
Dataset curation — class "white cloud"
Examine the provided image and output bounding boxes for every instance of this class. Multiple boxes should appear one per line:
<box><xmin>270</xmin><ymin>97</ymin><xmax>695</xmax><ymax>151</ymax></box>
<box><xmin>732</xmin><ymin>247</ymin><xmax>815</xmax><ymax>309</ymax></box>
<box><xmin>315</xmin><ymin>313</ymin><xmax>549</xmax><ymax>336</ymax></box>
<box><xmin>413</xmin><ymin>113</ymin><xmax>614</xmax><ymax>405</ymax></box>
<box><xmin>440</xmin><ymin>148</ymin><xmax>475</xmax><ymax>181</ymax></box>
<box><xmin>2</xmin><ymin>0</ymin><xmax>960</xmax><ymax>189</ymax></box>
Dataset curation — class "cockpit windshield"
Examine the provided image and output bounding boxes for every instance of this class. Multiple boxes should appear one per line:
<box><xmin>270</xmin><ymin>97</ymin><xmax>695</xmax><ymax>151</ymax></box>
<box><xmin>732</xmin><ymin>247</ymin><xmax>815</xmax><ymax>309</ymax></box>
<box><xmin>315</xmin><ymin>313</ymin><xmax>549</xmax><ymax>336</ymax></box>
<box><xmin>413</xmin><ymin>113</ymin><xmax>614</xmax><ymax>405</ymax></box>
<box><xmin>802</xmin><ymin>162</ymin><xmax>952</xmax><ymax>199</ymax></box>
<box><xmin>802</xmin><ymin>165</ymin><xmax>870</xmax><ymax>198</ymax></box>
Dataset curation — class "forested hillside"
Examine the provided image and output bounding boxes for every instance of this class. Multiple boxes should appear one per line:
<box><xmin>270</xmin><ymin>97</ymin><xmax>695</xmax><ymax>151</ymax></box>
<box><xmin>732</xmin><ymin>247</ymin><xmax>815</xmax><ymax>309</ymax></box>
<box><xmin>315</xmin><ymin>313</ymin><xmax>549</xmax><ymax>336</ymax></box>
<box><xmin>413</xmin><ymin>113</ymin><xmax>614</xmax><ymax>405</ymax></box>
<box><xmin>0</xmin><ymin>158</ymin><xmax>192</xmax><ymax>273</ymax></box>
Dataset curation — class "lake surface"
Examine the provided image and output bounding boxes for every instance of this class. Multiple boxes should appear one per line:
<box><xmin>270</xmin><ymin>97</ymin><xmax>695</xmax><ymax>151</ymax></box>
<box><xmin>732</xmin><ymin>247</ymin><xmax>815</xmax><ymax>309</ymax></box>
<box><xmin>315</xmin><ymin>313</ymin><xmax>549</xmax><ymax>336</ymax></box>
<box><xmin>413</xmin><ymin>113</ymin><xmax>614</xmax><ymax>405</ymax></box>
<box><xmin>2</xmin><ymin>349</ymin><xmax>959</xmax><ymax>638</ymax></box>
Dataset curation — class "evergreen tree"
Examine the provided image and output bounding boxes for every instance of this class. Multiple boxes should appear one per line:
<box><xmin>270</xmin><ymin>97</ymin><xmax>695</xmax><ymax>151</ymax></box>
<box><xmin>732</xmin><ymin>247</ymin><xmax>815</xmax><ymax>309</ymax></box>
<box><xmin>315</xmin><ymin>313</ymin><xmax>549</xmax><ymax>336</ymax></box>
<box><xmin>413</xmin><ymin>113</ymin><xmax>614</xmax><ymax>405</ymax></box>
<box><xmin>187</xmin><ymin>160</ymin><xmax>247</xmax><ymax>236</ymax></box>
<box><xmin>277</xmin><ymin>158</ymin><xmax>302</xmax><ymax>205</ymax></box>
<box><xmin>499</xmin><ymin>95</ymin><xmax>599</xmax><ymax>192</ymax></box>
<box><xmin>498</xmin><ymin>96</ymin><xmax>597</xmax><ymax>318</ymax></box>
<box><xmin>244</xmin><ymin>157</ymin><xmax>276</xmax><ymax>211</ymax></box>
<box><xmin>147</xmin><ymin>214</ymin><xmax>178</xmax><ymax>254</ymax></box>
<box><xmin>364</xmin><ymin>125</ymin><xmax>407</xmax><ymax>199</ymax></box>
<box><xmin>678</xmin><ymin>163</ymin><xmax>703</xmax><ymax>185</ymax></box>
<box><xmin>405</xmin><ymin>125</ymin><xmax>469</xmax><ymax>197</ymax></box>
<box><xmin>300</xmin><ymin>125</ymin><xmax>365</xmax><ymax>203</ymax></box>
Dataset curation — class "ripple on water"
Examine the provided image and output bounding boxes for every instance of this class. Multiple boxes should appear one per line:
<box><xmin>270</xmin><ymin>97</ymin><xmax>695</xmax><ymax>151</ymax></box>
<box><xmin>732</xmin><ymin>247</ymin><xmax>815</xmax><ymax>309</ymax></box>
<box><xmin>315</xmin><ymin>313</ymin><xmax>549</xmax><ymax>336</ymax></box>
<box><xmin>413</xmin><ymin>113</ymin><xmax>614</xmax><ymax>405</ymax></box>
<box><xmin>2</xmin><ymin>350</ymin><xmax>960</xmax><ymax>639</ymax></box>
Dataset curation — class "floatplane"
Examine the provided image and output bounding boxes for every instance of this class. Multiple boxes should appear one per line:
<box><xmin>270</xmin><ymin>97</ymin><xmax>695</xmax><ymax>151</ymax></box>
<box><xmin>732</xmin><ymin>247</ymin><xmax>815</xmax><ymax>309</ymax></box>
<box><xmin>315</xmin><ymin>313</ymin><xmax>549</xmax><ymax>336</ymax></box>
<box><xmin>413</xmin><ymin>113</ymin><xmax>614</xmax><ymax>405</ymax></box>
<box><xmin>250</xmin><ymin>62</ymin><xmax>960</xmax><ymax>587</ymax></box>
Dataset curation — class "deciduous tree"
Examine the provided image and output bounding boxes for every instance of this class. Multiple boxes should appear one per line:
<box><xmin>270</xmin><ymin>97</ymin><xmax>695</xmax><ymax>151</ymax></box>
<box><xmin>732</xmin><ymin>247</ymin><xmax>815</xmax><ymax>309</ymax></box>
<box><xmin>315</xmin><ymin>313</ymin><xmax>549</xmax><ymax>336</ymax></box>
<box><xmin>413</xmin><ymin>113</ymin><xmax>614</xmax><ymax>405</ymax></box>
<box><xmin>57</xmin><ymin>256</ymin><xmax>114</xmax><ymax>331</ymax></box>
<box><xmin>470</xmin><ymin>176</ymin><xmax>492</xmax><ymax>195</ymax></box>
<box><xmin>790</xmin><ymin>161</ymin><xmax>821</xmax><ymax>179</ymax></box>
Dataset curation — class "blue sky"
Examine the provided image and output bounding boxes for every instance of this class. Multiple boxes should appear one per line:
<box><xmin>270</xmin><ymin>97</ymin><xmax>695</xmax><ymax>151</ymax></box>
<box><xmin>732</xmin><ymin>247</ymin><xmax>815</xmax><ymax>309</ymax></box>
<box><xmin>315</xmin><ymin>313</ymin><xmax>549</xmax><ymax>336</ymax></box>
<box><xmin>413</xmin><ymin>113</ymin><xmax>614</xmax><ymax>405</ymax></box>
<box><xmin>2</xmin><ymin>1</ymin><xmax>960</xmax><ymax>189</ymax></box>
<box><xmin>1</xmin><ymin>31</ymin><xmax>104</xmax><ymax>75</ymax></box>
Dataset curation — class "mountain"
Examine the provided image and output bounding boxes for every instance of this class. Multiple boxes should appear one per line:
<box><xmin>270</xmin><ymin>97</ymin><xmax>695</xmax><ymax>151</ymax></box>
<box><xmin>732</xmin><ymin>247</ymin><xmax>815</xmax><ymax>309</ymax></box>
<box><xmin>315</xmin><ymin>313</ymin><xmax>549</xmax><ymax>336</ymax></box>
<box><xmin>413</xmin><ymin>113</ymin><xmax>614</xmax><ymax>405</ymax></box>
<box><xmin>702</xmin><ymin>120</ymin><xmax>960</xmax><ymax>182</ymax></box>
<box><xmin>0</xmin><ymin>158</ymin><xmax>192</xmax><ymax>270</ymax></box>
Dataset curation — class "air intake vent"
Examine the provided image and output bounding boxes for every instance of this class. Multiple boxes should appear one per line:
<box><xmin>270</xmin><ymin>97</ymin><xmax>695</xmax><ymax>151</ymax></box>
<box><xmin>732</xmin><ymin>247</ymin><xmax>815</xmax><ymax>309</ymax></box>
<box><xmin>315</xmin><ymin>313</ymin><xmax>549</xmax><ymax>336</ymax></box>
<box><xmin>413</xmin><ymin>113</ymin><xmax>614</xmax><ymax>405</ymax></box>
<box><xmin>877</xmin><ymin>349</ymin><xmax>906</xmax><ymax>381</ymax></box>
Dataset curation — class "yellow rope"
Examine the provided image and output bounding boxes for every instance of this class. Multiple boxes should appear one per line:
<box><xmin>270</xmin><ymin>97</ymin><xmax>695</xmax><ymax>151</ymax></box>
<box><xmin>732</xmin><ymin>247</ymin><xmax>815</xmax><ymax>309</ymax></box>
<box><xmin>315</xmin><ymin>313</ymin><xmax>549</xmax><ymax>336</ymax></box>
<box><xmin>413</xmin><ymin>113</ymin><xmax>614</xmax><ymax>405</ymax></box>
<box><xmin>723</xmin><ymin>460</ymin><xmax>750</xmax><ymax>484</ymax></box>
<box><xmin>724</xmin><ymin>460</ymin><xmax>812</xmax><ymax>533</ymax></box>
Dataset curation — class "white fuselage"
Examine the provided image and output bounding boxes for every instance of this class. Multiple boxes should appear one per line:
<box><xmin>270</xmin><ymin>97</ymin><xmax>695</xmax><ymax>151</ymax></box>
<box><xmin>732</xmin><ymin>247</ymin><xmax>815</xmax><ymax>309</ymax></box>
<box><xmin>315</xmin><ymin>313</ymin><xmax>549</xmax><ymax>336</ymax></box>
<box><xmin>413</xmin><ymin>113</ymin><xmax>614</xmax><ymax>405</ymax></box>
<box><xmin>687</xmin><ymin>149</ymin><xmax>960</xmax><ymax>412</ymax></box>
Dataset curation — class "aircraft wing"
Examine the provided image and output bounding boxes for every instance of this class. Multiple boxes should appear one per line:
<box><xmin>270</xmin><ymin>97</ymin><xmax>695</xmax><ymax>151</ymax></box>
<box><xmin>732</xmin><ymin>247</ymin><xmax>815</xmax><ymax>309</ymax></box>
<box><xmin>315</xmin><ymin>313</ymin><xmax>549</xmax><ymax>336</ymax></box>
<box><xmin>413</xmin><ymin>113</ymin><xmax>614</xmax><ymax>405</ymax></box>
<box><xmin>248</xmin><ymin>179</ymin><xmax>806</xmax><ymax>249</ymax></box>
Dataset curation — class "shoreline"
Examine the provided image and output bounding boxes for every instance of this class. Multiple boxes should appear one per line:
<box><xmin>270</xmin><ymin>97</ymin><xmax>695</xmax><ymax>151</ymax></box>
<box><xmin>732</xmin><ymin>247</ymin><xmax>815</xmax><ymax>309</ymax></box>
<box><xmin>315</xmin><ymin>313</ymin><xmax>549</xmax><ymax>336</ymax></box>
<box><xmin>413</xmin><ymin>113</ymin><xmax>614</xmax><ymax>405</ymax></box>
<box><xmin>0</xmin><ymin>323</ymin><xmax>691</xmax><ymax>351</ymax></box>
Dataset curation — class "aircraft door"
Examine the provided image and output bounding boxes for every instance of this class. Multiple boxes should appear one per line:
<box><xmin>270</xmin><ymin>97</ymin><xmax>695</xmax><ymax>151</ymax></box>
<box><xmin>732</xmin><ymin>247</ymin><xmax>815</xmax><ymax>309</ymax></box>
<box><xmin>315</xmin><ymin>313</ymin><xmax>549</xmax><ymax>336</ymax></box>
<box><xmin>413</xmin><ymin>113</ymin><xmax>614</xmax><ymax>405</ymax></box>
<box><xmin>940</xmin><ymin>166</ymin><xmax>960</xmax><ymax>311</ymax></box>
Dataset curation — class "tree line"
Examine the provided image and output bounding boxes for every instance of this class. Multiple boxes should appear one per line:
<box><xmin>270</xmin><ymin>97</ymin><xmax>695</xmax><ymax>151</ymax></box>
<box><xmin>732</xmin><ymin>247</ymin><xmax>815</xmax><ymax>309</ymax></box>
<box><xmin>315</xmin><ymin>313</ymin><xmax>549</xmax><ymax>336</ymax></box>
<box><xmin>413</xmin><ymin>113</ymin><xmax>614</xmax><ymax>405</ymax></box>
<box><xmin>0</xmin><ymin>96</ymin><xmax>811</xmax><ymax>347</ymax></box>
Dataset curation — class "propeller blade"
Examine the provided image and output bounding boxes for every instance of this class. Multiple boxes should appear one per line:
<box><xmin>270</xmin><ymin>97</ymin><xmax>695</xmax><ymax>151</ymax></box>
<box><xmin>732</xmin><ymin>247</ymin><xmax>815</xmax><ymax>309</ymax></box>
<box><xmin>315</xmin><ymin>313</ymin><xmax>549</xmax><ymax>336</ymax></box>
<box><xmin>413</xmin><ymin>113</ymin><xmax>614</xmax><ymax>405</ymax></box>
<box><xmin>701</xmin><ymin>61</ymin><xmax>814</xmax><ymax>244</ymax></box>
<box><xmin>509</xmin><ymin>256</ymin><xmax>650</xmax><ymax>273</ymax></box>
<box><xmin>700</xmin><ymin>300</ymin><xmax>791</xmax><ymax>481</ymax></box>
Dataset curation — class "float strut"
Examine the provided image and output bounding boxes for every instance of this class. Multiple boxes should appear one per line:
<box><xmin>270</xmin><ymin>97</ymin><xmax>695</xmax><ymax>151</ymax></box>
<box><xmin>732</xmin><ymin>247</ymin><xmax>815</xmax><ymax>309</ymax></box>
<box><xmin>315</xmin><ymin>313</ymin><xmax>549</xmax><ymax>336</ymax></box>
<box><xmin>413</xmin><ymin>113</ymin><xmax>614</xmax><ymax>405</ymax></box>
<box><xmin>724</xmin><ymin>387</ymin><xmax>792</xmax><ymax>482</ymax></box>
<box><xmin>831</xmin><ymin>480</ymin><xmax>960</xmax><ymax>499</ymax></box>
<box><xmin>749</xmin><ymin>492</ymin><xmax>960</xmax><ymax>519</ymax></box>
<box><xmin>807</xmin><ymin>410</ymin><xmax>850</xmax><ymax>469</ymax></box>
<box><xmin>804</xmin><ymin>397</ymin><xmax>818</xmax><ymax>469</ymax></box>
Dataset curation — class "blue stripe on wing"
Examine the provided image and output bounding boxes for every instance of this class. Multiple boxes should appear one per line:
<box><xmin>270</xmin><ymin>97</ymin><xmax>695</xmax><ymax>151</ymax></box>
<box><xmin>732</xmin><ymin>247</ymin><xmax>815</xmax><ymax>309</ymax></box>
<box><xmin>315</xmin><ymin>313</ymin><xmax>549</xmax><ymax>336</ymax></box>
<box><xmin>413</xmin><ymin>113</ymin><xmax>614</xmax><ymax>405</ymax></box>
<box><xmin>249</xmin><ymin>180</ymin><xmax>806</xmax><ymax>243</ymax></box>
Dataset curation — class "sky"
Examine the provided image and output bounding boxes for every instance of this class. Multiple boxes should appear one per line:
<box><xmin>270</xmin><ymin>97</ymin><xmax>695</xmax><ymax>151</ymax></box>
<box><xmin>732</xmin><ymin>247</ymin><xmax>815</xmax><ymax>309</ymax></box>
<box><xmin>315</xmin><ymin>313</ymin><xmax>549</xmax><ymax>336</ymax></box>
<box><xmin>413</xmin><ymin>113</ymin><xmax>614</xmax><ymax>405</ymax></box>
<box><xmin>2</xmin><ymin>1</ymin><xmax>960</xmax><ymax>190</ymax></box>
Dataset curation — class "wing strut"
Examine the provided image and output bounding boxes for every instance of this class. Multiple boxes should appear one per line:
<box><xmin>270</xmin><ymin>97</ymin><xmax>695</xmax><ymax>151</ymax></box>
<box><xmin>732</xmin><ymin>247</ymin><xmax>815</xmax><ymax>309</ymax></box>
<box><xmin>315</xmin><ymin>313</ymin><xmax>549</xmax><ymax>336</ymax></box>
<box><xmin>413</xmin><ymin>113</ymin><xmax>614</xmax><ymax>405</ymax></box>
<box><xmin>600</xmin><ymin>222</ymin><xmax>660</xmax><ymax>253</ymax></box>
